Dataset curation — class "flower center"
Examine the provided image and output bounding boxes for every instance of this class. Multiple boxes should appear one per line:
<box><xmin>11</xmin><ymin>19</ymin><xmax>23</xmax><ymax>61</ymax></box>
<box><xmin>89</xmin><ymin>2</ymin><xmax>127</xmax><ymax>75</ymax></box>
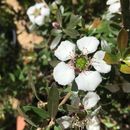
<box><xmin>75</xmin><ymin>56</ymin><xmax>88</xmax><ymax>70</ymax></box>
<box><xmin>33</xmin><ymin>9</ymin><xmax>41</xmax><ymax>17</ymax></box>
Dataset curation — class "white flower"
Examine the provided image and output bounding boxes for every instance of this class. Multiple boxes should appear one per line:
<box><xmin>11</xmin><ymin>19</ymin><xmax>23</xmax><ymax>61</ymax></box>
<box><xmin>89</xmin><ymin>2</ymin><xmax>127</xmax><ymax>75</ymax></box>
<box><xmin>86</xmin><ymin>116</ymin><xmax>100</xmax><ymax>130</ymax></box>
<box><xmin>107</xmin><ymin>0</ymin><xmax>120</xmax><ymax>14</ymax></box>
<box><xmin>56</xmin><ymin>116</ymin><xmax>73</xmax><ymax>129</ymax></box>
<box><xmin>27</xmin><ymin>3</ymin><xmax>50</xmax><ymax>26</ymax></box>
<box><xmin>53</xmin><ymin>36</ymin><xmax>111</xmax><ymax>91</ymax></box>
<box><xmin>82</xmin><ymin>92</ymin><xmax>100</xmax><ymax>109</ymax></box>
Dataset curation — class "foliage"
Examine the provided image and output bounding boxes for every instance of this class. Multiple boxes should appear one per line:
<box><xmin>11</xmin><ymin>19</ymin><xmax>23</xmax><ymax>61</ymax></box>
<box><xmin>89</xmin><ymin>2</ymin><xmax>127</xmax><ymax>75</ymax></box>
<box><xmin>0</xmin><ymin>0</ymin><xmax>130</xmax><ymax>130</ymax></box>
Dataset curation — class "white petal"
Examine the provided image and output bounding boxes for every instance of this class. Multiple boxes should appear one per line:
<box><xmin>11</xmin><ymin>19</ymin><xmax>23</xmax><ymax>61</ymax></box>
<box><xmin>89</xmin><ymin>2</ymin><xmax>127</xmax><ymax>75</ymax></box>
<box><xmin>82</xmin><ymin>92</ymin><xmax>100</xmax><ymax>109</ymax></box>
<box><xmin>92</xmin><ymin>59</ymin><xmax>111</xmax><ymax>73</ymax></box>
<box><xmin>106</xmin><ymin>0</ymin><xmax>119</xmax><ymax>5</ymax></box>
<box><xmin>41</xmin><ymin>7</ymin><xmax>50</xmax><ymax>16</ymax></box>
<box><xmin>108</xmin><ymin>2</ymin><xmax>120</xmax><ymax>13</ymax></box>
<box><xmin>28</xmin><ymin>15</ymin><xmax>35</xmax><ymax>24</ymax></box>
<box><xmin>27</xmin><ymin>6</ymin><xmax>35</xmax><ymax>15</ymax></box>
<box><xmin>75</xmin><ymin>71</ymin><xmax>102</xmax><ymax>91</ymax></box>
<box><xmin>35</xmin><ymin>3</ymin><xmax>45</xmax><ymax>9</ymax></box>
<box><xmin>35</xmin><ymin>16</ymin><xmax>44</xmax><ymax>26</ymax></box>
<box><xmin>53</xmin><ymin>62</ymin><xmax>75</xmax><ymax>85</ymax></box>
<box><xmin>93</xmin><ymin>50</ymin><xmax>105</xmax><ymax>60</ymax></box>
<box><xmin>87</xmin><ymin>123</ymin><xmax>100</xmax><ymax>130</ymax></box>
<box><xmin>77</xmin><ymin>36</ymin><xmax>100</xmax><ymax>54</ymax></box>
<box><xmin>54</xmin><ymin>41</ymin><xmax>75</xmax><ymax>61</ymax></box>
<box><xmin>57</xmin><ymin>116</ymin><xmax>72</xmax><ymax>129</ymax></box>
<box><xmin>86</xmin><ymin>116</ymin><xmax>100</xmax><ymax>130</ymax></box>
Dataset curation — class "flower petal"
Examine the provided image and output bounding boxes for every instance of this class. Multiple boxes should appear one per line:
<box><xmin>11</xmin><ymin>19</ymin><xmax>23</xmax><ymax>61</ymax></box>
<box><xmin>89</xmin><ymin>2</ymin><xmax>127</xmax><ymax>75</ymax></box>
<box><xmin>75</xmin><ymin>71</ymin><xmax>102</xmax><ymax>91</ymax></box>
<box><xmin>77</xmin><ymin>36</ymin><xmax>100</xmax><ymax>54</ymax></box>
<box><xmin>35</xmin><ymin>3</ymin><xmax>45</xmax><ymax>9</ymax></box>
<box><xmin>92</xmin><ymin>59</ymin><xmax>111</xmax><ymax>73</ymax></box>
<box><xmin>93</xmin><ymin>50</ymin><xmax>105</xmax><ymax>60</ymax></box>
<box><xmin>82</xmin><ymin>92</ymin><xmax>100</xmax><ymax>109</ymax></box>
<box><xmin>108</xmin><ymin>2</ymin><xmax>120</xmax><ymax>13</ymax></box>
<box><xmin>56</xmin><ymin>116</ymin><xmax>73</xmax><ymax>129</ymax></box>
<box><xmin>54</xmin><ymin>41</ymin><xmax>75</xmax><ymax>61</ymax></box>
<box><xmin>86</xmin><ymin>116</ymin><xmax>100</xmax><ymax>130</ymax></box>
<box><xmin>106</xmin><ymin>0</ymin><xmax>119</xmax><ymax>5</ymax></box>
<box><xmin>27</xmin><ymin>6</ymin><xmax>35</xmax><ymax>15</ymax></box>
<box><xmin>34</xmin><ymin>15</ymin><xmax>44</xmax><ymax>26</ymax></box>
<box><xmin>53</xmin><ymin>62</ymin><xmax>75</xmax><ymax>85</ymax></box>
<box><xmin>28</xmin><ymin>15</ymin><xmax>35</xmax><ymax>24</ymax></box>
<box><xmin>41</xmin><ymin>7</ymin><xmax>50</xmax><ymax>16</ymax></box>
<box><xmin>27</xmin><ymin>6</ymin><xmax>35</xmax><ymax>23</ymax></box>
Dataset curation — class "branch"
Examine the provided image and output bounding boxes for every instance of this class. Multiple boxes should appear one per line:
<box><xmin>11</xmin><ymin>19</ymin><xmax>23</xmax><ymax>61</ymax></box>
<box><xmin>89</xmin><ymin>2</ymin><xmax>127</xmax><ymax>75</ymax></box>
<box><xmin>59</xmin><ymin>92</ymin><xmax>72</xmax><ymax>107</ymax></box>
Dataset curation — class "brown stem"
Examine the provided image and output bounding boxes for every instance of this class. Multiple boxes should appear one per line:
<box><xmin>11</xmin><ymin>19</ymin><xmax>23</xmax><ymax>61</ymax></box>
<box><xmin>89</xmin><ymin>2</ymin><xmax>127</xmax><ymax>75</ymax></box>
<box><xmin>59</xmin><ymin>92</ymin><xmax>72</xmax><ymax>107</ymax></box>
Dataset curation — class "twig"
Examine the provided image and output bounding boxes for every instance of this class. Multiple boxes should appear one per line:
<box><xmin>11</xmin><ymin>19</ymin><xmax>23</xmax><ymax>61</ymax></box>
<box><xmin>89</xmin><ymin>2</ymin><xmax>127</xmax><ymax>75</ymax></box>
<box><xmin>46</xmin><ymin>119</ymin><xmax>55</xmax><ymax>130</ymax></box>
<box><xmin>59</xmin><ymin>92</ymin><xmax>72</xmax><ymax>107</ymax></box>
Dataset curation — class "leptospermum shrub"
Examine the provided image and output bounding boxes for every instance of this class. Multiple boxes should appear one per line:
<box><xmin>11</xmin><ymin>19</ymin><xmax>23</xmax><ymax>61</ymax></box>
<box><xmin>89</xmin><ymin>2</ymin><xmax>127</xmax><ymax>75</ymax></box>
<box><xmin>0</xmin><ymin>0</ymin><xmax>130</xmax><ymax>130</ymax></box>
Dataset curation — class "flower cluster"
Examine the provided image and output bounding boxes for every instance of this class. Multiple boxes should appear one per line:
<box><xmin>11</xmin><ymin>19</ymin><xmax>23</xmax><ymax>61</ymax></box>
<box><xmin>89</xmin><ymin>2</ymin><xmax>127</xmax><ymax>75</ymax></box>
<box><xmin>26</xmin><ymin>2</ymin><xmax>113</xmax><ymax>130</ymax></box>
<box><xmin>53</xmin><ymin>36</ymin><xmax>111</xmax><ymax>91</ymax></box>
<box><xmin>57</xmin><ymin>92</ymin><xmax>100</xmax><ymax>129</ymax></box>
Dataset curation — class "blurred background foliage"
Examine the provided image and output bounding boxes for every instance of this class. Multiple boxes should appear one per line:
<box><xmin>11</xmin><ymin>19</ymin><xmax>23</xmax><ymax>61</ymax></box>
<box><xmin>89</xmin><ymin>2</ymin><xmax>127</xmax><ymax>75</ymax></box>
<box><xmin>0</xmin><ymin>0</ymin><xmax>130</xmax><ymax>130</ymax></box>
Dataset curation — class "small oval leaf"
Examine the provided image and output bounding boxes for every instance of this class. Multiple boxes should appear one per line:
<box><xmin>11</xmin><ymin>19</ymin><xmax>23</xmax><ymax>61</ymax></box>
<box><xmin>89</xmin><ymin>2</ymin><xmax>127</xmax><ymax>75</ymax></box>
<box><xmin>63</xmin><ymin>29</ymin><xmax>79</xmax><ymax>38</ymax></box>
<box><xmin>117</xmin><ymin>28</ymin><xmax>128</xmax><ymax>53</ymax></box>
<box><xmin>48</xmin><ymin>87</ymin><xmax>59</xmax><ymax>120</ymax></box>
<box><xmin>56</xmin><ymin>10</ymin><xmax>62</xmax><ymax>27</ymax></box>
<box><xmin>23</xmin><ymin>106</ymin><xmax>49</xmax><ymax>119</ymax></box>
<box><xmin>50</xmin><ymin>35</ymin><xmax>62</xmax><ymax>50</ymax></box>
<box><xmin>123</xmin><ymin>54</ymin><xmax>130</xmax><ymax>66</ymax></box>
<box><xmin>120</xmin><ymin>64</ymin><xmax>130</xmax><ymax>74</ymax></box>
<box><xmin>104</xmin><ymin>53</ymin><xmax>120</xmax><ymax>64</ymax></box>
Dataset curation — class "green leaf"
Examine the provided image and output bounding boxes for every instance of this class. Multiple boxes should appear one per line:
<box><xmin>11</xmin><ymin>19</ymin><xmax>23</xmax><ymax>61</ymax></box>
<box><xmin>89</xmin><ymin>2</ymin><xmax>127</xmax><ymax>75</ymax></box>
<box><xmin>120</xmin><ymin>64</ymin><xmax>130</xmax><ymax>74</ymax></box>
<box><xmin>123</xmin><ymin>47</ymin><xmax>130</xmax><ymax>58</ymax></box>
<box><xmin>63</xmin><ymin>29</ymin><xmax>79</xmax><ymax>38</ymax></box>
<box><xmin>67</xmin><ymin>14</ymin><xmax>81</xmax><ymax>29</ymax></box>
<box><xmin>117</xmin><ymin>28</ymin><xmax>128</xmax><ymax>53</ymax></box>
<box><xmin>28</xmin><ymin>71</ymin><xmax>41</xmax><ymax>101</ymax></box>
<box><xmin>66</xmin><ymin>104</ymin><xmax>79</xmax><ymax>113</ymax></box>
<box><xmin>123</xmin><ymin>54</ymin><xmax>130</xmax><ymax>66</ymax></box>
<box><xmin>104</xmin><ymin>53</ymin><xmax>120</xmax><ymax>64</ymax></box>
<box><xmin>9</xmin><ymin>73</ymin><xmax>15</xmax><ymax>82</ymax></box>
<box><xmin>17</xmin><ymin>107</ymin><xmax>38</xmax><ymax>128</ymax></box>
<box><xmin>54</xmin><ymin>125</ymin><xmax>62</xmax><ymax>130</ymax></box>
<box><xmin>56</xmin><ymin>10</ymin><xmax>62</xmax><ymax>27</ymax></box>
<box><xmin>51</xmin><ymin>29</ymin><xmax>62</xmax><ymax>36</ymax></box>
<box><xmin>50</xmin><ymin>35</ymin><xmax>62</xmax><ymax>50</ymax></box>
<box><xmin>23</xmin><ymin>106</ymin><xmax>49</xmax><ymax>119</ymax></box>
<box><xmin>47</xmin><ymin>87</ymin><xmax>59</xmax><ymax>120</ymax></box>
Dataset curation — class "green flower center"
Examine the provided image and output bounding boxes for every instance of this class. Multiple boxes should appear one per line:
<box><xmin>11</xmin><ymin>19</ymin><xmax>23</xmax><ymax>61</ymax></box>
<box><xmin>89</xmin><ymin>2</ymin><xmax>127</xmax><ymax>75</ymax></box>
<box><xmin>33</xmin><ymin>9</ymin><xmax>41</xmax><ymax>17</ymax></box>
<box><xmin>75</xmin><ymin>56</ymin><xmax>88</xmax><ymax>70</ymax></box>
